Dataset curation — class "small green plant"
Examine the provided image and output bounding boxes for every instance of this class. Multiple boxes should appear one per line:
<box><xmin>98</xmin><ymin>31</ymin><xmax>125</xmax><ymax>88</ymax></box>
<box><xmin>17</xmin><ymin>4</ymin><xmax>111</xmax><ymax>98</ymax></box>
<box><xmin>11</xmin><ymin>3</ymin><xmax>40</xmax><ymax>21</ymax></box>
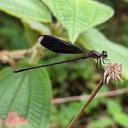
<box><xmin>0</xmin><ymin>0</ymin><xmax>128</xmax><ymax>128</ymax></box>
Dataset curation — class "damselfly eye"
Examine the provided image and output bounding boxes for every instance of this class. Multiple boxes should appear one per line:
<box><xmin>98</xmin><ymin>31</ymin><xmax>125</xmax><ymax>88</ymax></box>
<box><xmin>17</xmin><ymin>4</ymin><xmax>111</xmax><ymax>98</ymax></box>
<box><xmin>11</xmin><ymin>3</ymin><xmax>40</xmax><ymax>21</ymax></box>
<box><xmin>102</xmin><ymin>50</ymin><xmax>107</xmax><ymax>58</ymax></box>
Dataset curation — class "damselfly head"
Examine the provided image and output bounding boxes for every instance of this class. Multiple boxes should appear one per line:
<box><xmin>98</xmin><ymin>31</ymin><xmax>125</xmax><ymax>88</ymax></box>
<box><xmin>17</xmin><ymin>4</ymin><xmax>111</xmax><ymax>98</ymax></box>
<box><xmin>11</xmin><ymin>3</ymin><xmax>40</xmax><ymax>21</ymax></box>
<box><xmin>101</xmin><ymin>50</ymin><xmax>107</xmax><ymax>58</ymax></box>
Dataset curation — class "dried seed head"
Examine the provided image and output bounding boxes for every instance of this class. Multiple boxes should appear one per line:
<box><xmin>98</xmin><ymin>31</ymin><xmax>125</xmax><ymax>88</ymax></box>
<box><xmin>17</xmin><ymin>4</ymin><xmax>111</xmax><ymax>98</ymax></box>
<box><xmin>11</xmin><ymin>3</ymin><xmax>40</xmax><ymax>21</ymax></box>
<box><xmin>103</xmin><ymin>62</ymin><xmax>122</xmax><ymax>84</ymax></box>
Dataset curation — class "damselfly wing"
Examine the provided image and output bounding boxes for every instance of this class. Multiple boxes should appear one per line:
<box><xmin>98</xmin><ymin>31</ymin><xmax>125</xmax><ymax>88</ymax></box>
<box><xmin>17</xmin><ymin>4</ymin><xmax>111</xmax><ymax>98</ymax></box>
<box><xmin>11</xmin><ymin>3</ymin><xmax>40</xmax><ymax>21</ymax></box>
<box><xmin>39</xmin><ymin>35</ymin><xmax>85</xmax><ymax>54</ymax></box>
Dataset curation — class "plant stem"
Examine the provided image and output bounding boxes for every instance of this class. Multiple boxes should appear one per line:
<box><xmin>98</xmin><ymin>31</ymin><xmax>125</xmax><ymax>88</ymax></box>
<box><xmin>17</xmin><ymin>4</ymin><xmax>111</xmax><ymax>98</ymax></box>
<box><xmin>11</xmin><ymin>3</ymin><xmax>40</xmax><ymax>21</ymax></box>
<box><xmin>52</xmin><ymin>87</ymin><xmax>128</xmax><ymax>104</ymax></box>
<box><xmin>67</xmin><ymin>78</ymin><xmax>104</xmax><ymax>128</ymax></box>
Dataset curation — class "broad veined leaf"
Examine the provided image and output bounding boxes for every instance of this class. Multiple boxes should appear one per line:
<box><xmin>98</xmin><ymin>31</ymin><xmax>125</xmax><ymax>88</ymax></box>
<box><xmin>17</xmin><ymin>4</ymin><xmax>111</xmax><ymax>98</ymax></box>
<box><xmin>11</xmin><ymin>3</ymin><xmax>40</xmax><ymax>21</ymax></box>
<box><xmin>80</xmin><ymin>28</ymin><xmax>128</xmax><ymax>78</ymax></box>
<box><xmin>42</xmin><ymin>0</ymin><xmax>114</xmax><ymax>43</ymax></box>
<box><xmin>0</xmin><ymin>67</ymin><xmax>52</xmax><ymax>128</ymax></box>
<box><xmin>23</xmin><ymin>19</ymin><xmax>51</xmax><ymax>35</ymax></box>
<box><xmin>0</xmin><ymin>0</ymin><xmax>51</xmax><ymax>22</ymax></box>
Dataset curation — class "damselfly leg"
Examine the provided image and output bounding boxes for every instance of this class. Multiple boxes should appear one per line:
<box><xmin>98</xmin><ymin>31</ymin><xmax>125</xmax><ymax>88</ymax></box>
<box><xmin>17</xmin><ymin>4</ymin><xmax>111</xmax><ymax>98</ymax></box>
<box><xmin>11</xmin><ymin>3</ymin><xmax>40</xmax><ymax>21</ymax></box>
<box><xmin>96</xmin><ymin>57</ymin><xmax>107</xmax><ymax>69</ymax></box>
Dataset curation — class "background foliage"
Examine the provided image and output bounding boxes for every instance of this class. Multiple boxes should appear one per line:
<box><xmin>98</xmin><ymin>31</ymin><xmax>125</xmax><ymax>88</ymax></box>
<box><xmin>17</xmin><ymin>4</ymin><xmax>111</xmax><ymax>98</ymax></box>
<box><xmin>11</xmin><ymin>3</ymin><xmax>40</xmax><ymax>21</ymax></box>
<box><xmin>0</xmin><ymin>0</ymin><xmax>128</xmax><ymax>128</ymax></box>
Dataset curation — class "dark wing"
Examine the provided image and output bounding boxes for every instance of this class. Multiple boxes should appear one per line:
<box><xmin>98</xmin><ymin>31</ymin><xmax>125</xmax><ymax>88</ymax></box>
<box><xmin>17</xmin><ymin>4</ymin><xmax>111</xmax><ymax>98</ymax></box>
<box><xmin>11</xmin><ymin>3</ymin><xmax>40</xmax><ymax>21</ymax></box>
<box><xmin>38</xmin><ymin>35</ymin><xmax>85</xmax><ymax>54</ymax></box>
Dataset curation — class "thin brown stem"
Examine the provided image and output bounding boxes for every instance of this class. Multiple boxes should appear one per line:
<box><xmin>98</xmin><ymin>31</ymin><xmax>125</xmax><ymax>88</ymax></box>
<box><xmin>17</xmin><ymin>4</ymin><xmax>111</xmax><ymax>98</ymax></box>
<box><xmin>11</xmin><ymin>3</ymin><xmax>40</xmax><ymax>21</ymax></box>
<box><xmin>67</xmin><ymin>78</ymin><xmax>104</xmax><ymax>128</ymax></box>
<box><xmin>0</xmin><ymin>49</ymin><xmax>30</xmax><ymax>67</ymax></box>
<box><xmin>0</xmin><ymin>43</ymin><xmax>43</xmax><ymax>67</ymax></box>
<box><xmin>52</xmin><ymin>88</ymin><xmax>128</xmax><ymax>104</ymax></box>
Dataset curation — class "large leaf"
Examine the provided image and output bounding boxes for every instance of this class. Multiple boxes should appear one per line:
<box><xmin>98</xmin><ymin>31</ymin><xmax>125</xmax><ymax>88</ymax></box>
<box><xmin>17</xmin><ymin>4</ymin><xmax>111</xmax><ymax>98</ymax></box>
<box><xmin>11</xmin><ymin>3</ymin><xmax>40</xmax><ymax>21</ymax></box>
<box><xmin>80</xmin><ymin>28</ymin><xmax>128</xmax><ymax>78</ymax></box>
<box><xmin>107</xmin><ymin>100</ymin><xmax>128</xmax><ymax>127</ymax></box>
<box><xmin>42</xmin><ymin>0</ymin><xmax>114</xmax><ymax>43</ymax></box>
<box><xmin>0</xmin><ymin>0</ymin><xmax>51</xmax><ymax>22</ymax></box>
<box><xmin>0</xmin><ymin>67</ymin><xmax>52</xmax><ymax>128</ymax></box>
<box><xmin>23</xmin><ymin>19</ymin><xmax>51</xmax><ymax>35</ymax></box>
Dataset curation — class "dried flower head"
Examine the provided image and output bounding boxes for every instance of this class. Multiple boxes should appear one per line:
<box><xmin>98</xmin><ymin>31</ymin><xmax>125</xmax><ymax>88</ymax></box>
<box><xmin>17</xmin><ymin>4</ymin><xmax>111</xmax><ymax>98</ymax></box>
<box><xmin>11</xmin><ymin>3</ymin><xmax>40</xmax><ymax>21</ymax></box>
<box><xmin>103</xmin><ymin>62</ymin><xmax>122</xmax><ymax>84</ymax></box>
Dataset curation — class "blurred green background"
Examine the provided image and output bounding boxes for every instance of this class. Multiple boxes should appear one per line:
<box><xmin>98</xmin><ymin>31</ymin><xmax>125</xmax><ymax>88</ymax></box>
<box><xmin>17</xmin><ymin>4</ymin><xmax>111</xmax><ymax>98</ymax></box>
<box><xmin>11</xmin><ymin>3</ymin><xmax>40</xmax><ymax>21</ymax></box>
<box><xmin>0</xmin><ymin>0</ymin><xmax>128</xmax><ymax>128</ymax></box>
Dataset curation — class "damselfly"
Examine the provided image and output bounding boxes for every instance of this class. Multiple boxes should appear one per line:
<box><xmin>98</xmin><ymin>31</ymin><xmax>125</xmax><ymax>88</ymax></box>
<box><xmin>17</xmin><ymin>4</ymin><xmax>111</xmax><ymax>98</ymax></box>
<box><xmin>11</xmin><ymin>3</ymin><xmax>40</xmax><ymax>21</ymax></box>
<box><xmin>14</xmin><ymin>35</ymin><xmax>107</xmax><ymax>73</ymax></box>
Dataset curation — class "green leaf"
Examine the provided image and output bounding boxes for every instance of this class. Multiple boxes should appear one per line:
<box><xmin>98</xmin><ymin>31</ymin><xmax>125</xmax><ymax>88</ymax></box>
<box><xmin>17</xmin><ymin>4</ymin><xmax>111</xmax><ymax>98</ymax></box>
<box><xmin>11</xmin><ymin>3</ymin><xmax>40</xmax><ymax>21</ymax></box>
<box><xmin>114</xmin><ymin>113</ymin><xmax>128</xmax><ymax>127</ymax></box>
<box><xmin>51</xmin><ymin>102</ymin><xmax>82</xmax><ymax>127</ymax></box>
<box><xmin>0</xmin><ymin>67</ymin><xmax>52</xmax><ymax>128</ymax></box>
<box><xmin>42</xmin><ymin>0</ymin><xmax>114</xmax><ymax>43</ymax></box>
<box><xmin>23</xmin><ymin>19</ymin><xmax>51</xmax><ymax>35</ymax></box>
<box><xmin>106</xmin><ymin>100</ymin><xmax>128</xmax><ymax>127</ymax></box>
<box><xmin>87</xmin><ymin>116</ymin><xmax>113</xmax><ymax>128</ymax></box>
<box><xmin>107</xmin><ymin>100</ymin><xmax>122</xmax><ymax>115</ymax></box>
<box><xmin>0</xmin><ymin>16</ymin><xmax>28</xmax><ymax>49</ymax></box>
<box><xmin>123</xmin><ymin>0</ymin><xmax>128</xmax><ymax>3</ymax></box>
<box><xmin>80</xmin><ymin>28</ymin><xmax>128</xmax><ymax>78</ymax></box>
<box><xmin>0</xmin><ymin>0</ymin><xmax>51</xmax><ymax>22</ymax></box>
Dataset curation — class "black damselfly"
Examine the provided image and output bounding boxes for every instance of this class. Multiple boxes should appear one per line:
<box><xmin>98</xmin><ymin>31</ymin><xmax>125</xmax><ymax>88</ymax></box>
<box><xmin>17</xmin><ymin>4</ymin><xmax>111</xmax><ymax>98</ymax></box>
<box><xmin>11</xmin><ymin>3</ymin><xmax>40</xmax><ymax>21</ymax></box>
<box><xmin>14</xmin><ymin>35</ymin><xmax>107</xmax><ymax>73</ymax></box>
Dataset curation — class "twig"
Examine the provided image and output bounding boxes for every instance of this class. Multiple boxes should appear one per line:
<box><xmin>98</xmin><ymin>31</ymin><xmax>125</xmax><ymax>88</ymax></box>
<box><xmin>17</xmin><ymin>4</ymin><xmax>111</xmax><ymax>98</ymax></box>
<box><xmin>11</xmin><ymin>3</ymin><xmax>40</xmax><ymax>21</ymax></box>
<box><xmin>67</xmin><ymin>62</ymin><xmax>122</xmax><ymax>128</ymax></box>
<box><xmin>0</xmin><ymin>43</ymin><xmax>43</xmax><ymax>67</ymax></box>
<box><xmin>0</xmin><ymin>49</ymin><xmax>30</xmax><ymax>67</ymax></box>
<box><xmin>0</xmin><ymin>49</ymin><xmax>30</xmax><ymax>62</ymax></box>
<box><xmin>52</xmin><ymin>88</ymin><xmax>128</xmax><ymax>104</ymax></box>
<box><xmin>67</xmin><ymin>78</ymin><xmax>104</xmax><ymax>128</ymax></box>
